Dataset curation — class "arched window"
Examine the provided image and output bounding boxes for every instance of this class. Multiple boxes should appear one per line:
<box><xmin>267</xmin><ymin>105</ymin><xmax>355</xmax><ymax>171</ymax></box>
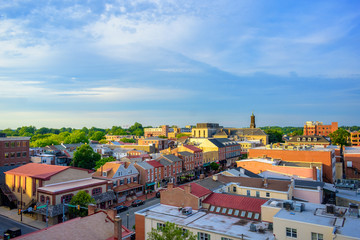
<box><xmin>40</xmin><ymin>195</ymin><xmax>45</xmax><ymax>203</ymax></box>
<box><xmin>46</xmin><ymin>196</ymin><xmax>50</xmax><ymax>204</ymax></box>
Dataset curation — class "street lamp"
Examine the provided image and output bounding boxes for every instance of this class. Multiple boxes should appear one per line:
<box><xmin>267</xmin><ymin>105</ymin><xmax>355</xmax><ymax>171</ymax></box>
<box><xmin>126</xmin><ymin>212</ymin><xmax>129</xmax><ymax>229</ymax></box>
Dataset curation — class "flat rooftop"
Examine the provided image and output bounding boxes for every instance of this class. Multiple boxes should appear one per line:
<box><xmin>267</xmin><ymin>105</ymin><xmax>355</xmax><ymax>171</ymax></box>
<box><xmin>272</xmin><ymin>200</ymin><xmax>360</xmax><ymax>239</ymax></box>
<box><xmin>239</xmin><ymin>158</ymin><xmax>280</xmax><ymax>165</ymax></box>
<box><xmin>38</xmin><ymin>178</ymin><xmax>107</xmax><ymax>193</ymax></box>
<box><xmin>252</xmin><ymin>146</ymin><xmax>333</xmax><ymax>152</ymax></box>
<box><xmin>136</xmin><ymin>204</ymin><xmax>274</xmax><ymax>240</ymax></box>
<box><xmin>344</xmin><ymin>147</ymin><xmax>360</xmax><ymax>154</ymax></box>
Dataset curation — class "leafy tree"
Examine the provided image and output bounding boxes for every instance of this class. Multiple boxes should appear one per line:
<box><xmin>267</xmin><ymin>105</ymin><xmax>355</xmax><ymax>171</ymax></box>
<box><xmin>64</xmin><ymin>130</ymin><xmax>89</xmax><ymax>144</ymax></box>
<box><xmin>157</xmin><ymin>135</ymin><xmax>167</xmax><ymax>139</ymax></box>
<box><xmin>90</xmin><ymin>131</ymin><xmax>106</xmax><ymax>141</ymax></box>
<box><xmin>99</xmin><ymin>139</ymin><xmax>108</xmax><ymax>144</ymax></box>
<box><xmin>264</xmin><ymin>129</ymin><xmax>283</xmax><ymax>143</ymax></box>
<box><xmin>72</xmin><ymin>144</ymin><xmax>100</xmax><ymax>170</ymax></box>
<box><xmin>210</xmin><ymin>162</ymin><xmax>219</xmax><ymax>171</ymax></box>
<box><xmin>176</xmin><ymin>133</ymin><xmax>189</xmax><ymax>139</ymax></box>
<box><xmin>289</xmin><ymin>129</ymin><xmax>303</xmax><ymax>136</ymax></box>
<box><xmin>329</xmin><ymin>128</ymin><xmax>351</xmax><ymax>178</ymax></box>
<box><xmin>95</xmin><ymin>156</ymin><xmax>116</xmax><ymax>170</ymax></box>
<box><xmin>132</xmin><ymin>129</ymin><xmax>144</xmax><ymax>136</ymax></box>
<box><xmin>120</xmin><ymin>138</ymin><xmax>136</xmax><ymax>143</ymax></box>
<box><xmin>69</xmin><ymin>190</ymin><xmax>96</xmax><ymax>217</ymax></box>
<box><xmin>129</xmin><ymin>122</ymin><xmax>144</xmax><ymax>136</ymax></box>
<box><xmin>147</xmin><ymin>221</ymin><xmax>197</xmax><ymax>240</ymax></box>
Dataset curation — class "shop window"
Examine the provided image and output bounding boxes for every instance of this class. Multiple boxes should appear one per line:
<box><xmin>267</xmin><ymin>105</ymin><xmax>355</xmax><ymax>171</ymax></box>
<box><xmin>92</xmin><ymin>187</ymin><xmax>102</xmax><ymax>196</ymax></box>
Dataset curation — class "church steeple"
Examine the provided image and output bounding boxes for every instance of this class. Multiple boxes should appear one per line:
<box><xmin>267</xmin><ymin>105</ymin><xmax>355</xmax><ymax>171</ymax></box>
<box><xmin>250</xmin><ymin>112</ymin><xmax>256</xmax><ymax>128</ymax></box>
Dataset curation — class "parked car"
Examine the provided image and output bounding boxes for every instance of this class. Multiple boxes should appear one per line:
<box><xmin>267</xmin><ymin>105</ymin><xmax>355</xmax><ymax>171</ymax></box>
<box><xmin>131</xmin><ymin>199</ymin><xmax>144</xmax><ymax>207</ymax></box>
<box><xmin>4</xmin><ymin>227</ymin><xmax>21</xmax><ymax>239</ymax></box>
<box><xmin>156</xmin><ymin>192</ymin><xmax>161</xmax><ymax>198</ymax></box>
<box><xmin>115</xmin><ymin>205</ymin><xmax>128</xmax><ymax>213</ymax></box>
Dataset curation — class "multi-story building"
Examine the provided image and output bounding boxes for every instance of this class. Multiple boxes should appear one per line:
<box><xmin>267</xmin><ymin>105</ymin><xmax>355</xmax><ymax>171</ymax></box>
<box><xmin>144</xmin><ymin>125</ymin><xmax>169</xmax><ymax>138</ymax></box>
<box><xmin>178</xmin><ymin>145</ymin><xmax>203</xmax><ymax>168</ymax></box>
<box><xmin>92</xmin><ymin>161</ymin><xmax>142</xmax><ymax>203</ymax></box>
<box><xmin>146</xmin><ymin>160</ymin><xmax>164</xmax><ymax>189</ymax></box>
<box><xmin>191</xmin><ymin>123</ymin><xmax>222</xmax><ymax>138</ymax></box>
<box><xmin>35</xmin><ymin>178</ymin><xmax>114</xmax><ymax>225</ymax></box>
<box><xmin>343</xmin><ymin>147</ymin><xmax>360</xmax><ymax>179</ymax></box>
<box><xmin>286</xmin><ymin>135</ymin><xmax>330</xmax><ymax>147</ymax></box>
<box><xmin>4</xmin><ymin>163</ymin><xmax>93</xmax><ymax>208</ymax></box>
<box><xmin>137</xmin><ymin>137</ymin><xmax>168</xmax><ymax>152</ymax></box>
<box><xmin>0</xmin><ymin>135</ymin><xmax>30</xmax><ymax>167</ymax></box>
<box><xmin>303</xmin><ymin>121</ymin><xmax>338</xmax><ymax>136</ymax></box>
<box><xmin>167</xmin><ymin>126</ymin><xmax>192</xmax><ymax>138</ymax></box>
<box><xmin>351</xmin><ymin>131</ymin><xmax>360</xmax><ymax>146</ymax></box>
<box><xmin>31</xmin><ymin>154</ymin><xmax>56</xmax><ymax>165</ymax></box>
<box><xmin>156</xmin><ymin>154</ymin><xmax>183</xmax><ymax>183</ymax></box>
<box><xmin>134</xmin><ymin>161</ymin><xmax>154</xmax><ymax>190</ymax></box>
<box><xmin>249</xmin><ymin>146</ymin><xmax>336</xmax><ymax>183</ymax></box>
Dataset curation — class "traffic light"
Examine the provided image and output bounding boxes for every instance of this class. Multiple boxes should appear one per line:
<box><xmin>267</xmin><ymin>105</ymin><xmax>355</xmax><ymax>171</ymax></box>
<box><xmin>77</xmin><ymin>205</ymin><xmax>80</xmax><ymax>210</ymax></box>
<box><xmin>33</xmin><ymin>205</ymin><xmax>37</xmax><ymax>211</ymax></box>
<box><xmin>18</xmin><ymin>209</ymin><xmax>21</xmax><ymax>215</ymax></box>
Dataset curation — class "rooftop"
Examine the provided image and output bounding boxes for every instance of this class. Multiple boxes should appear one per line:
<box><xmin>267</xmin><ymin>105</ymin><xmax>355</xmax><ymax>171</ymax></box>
<box><xmin>136</xmin><ymin>204</ymin><xmax>274</xmax><ymax>240</ymax></box>
<box><xmin>344</xmin><ymin>147</ymin><xmax>360</xmax><ymax>155</ymax></box>
<box><xmin>252</xmin><ymin>146</ymin><xmax>333</xmax><ymax>152</ymax></box>
<box><xmin>135</xmin><ymin>161</ymin><xmax>154</xmax><ymax>170</ymax></box>
<box><xmin>0</xmin><ymin>136</ymin><xmax>31</xmax><ymax>141</ymax></box>
<box><xmin>146</xmin><ymin>160</ymin><xmax>164</xmax><ymax>168</ymax></box>
<box><xmin>178</xmin><ymin>183</ymin><xmax>212</xmax><ymax>198</ymax></box>
<box><xmin>38</xmin><ymin>178</ymin><xmax>107</xmax><ymax>194</ymax></box>
<box><xmin>4</xmin><ymin>163</ymin><xmax>71</xmax><ymax>180</ymax></box>
<box><xmin>183</xmin><ymin>145</ymin><xmax>202</xmax><ymax>152</ymax></box>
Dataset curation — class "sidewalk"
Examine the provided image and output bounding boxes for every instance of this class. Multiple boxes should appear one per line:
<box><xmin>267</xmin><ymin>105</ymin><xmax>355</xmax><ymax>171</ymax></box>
<box><xmin>0</xmin><ymin>206</ymin><xmax>47</xmax><ymax>229</ymax></box>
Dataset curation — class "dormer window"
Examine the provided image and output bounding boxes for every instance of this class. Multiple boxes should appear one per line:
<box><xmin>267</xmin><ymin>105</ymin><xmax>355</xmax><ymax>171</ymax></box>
<box><xmin>102</xmin><ymin>171</ymin><xmax>107</xmax><ymax>177</ymax></box>
<box><xmin>308</xmin><ymin>138</ymin><xmax>311</xmax><ymax>142</ymax></box>
<box><xmin>302</xmin><ymin>138</ymin><xmax>306</xmax><ymax>141</ymax></box>
<box><xmin>314</xmin><ymin>138</ymin><xmax>317</xmax><ymax>142</ymax></box>
<box><xmin>297</xmin><ymin>138</ymin><xmax>300</xmax><ymax>141</ymax></box>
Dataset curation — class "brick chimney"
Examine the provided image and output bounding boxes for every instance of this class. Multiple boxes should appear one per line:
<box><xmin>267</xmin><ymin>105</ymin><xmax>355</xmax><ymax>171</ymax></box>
<box><xmin>184</xmin><ymin>184</ymin><xmax>191</xmax><ymax>195</ymax></box>
<box><xmin>88</xmin><ymin>204</ymin><xmax>96</xmax><ymax>216</ymax></box>
<box><xmin>212</xmin><ymin>175</ymin><xmax>218</xmax><ymax>181</ymax></box>
<box><xmin>114</xmin><ymin>215</ymin><xmax>122</xmax><ymax>240</ymax></box>
<box><xmin>167</xmin><ymin>182</ymin><xmax>173</xmax><ymax>190</ymax></box>
<box><xmin>107</xmin><ymin>208</ymin><xmax>117</xmax><ymax>221</ymax></box>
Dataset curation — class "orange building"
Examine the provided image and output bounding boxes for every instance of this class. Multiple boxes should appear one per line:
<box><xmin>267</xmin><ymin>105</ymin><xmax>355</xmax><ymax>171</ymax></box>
<box><xmin>248</xmin><ymin>147</ymin><xmax>336</xmax><ymax>183</ymax></box>
<box><xmin>144</xmin><ymin>125</ymin><xmax>169</xmax><ymax>138</ymax></box>
<box><xmin>343</xmin><ymin>147</ymin><xmax>360</xmax><ymax>179</ymax></box>
<box><xmin>303</xmin><ymin>121</ymin><xmax>338</xmax><ymax>136</ymax></box>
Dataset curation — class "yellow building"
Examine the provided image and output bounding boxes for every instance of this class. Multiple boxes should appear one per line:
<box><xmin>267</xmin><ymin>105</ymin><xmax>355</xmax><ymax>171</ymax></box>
<box><xmin>4</xmin><ymin>163</ymin><xmax>92</xmax><ymax>208</ymax></box>
<box><xmin>191</xmin><ymin>123</ymin><xmax>222</xmax><ymax>138</ymax></box>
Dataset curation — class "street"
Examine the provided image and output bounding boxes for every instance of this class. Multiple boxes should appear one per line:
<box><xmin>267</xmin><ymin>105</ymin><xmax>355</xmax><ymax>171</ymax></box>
<box><xmin>0</xmin><ymin>215</ymin><xmax>38</xmax><ymax>237</ymax></box>
<box><xmin>118</xmin><ymin>197</ymin><xmax>160</xmax><ymax>230</ymax></box>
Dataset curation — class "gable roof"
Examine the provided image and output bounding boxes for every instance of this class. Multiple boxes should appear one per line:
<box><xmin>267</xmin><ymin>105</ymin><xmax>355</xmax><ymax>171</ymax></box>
<box><xmin>4</xmin><ymin>163</ymin><xmax>70</xmax><ymax>180</ymax></box>
<box><xmin>195</xmin><ymin>177</ymin><xmax>226</xmax><ymax>191</ymax></box>
<box><xmin>203</xmin><ymin>193</ymin><xmax>267</xmax><ymax>213</ymax></box>
<box><xmin>178</xmin><ymin>183</ymin><xmax>212</xmax><ymax>197</ymax></box>
<box><xmin>157</xmin><ymin>158</ymin><xmax>172</xmax><ymax>166</ymax></box>
<box><xmin>162</xmin><ymin>154</ymin><xmax>182</xmax><ymax>162</ymax></box>
<box><xmin>206</xmin><ymin>139</ymin><xmax>225</xmax><ymax>148</ymax></box>
<box><xmin>135</xmin><ymin>161</ymin><xmax>154</xmax><ymax>170</ymax></box>
<box><xmin>183</xmin><ymin>145</ymin><xmax>202</xmax><ymax>152</ymax></box>
<box><xmin>233</xmin><ymin>128</ymin><xmax>267</xmax><ymax>136</ymax></box>
<box><xmin>16</xmin><ymin>211</ymin><xmax>133</xmax><ymax>240</ymax></box>
<box><xmin>92</xmin><ymin>161</ymin><xmax>123</xmax><ymax>179</ymax></box>
<box><xmin>178</xmin><ymin>151</ymin><xmax>193</xmax><ymax>157</ymax></box>
<box><xmin>288</xmin><ymin>135</ymin><xmax>330</xmax><ymax>143</ymax></box>
<box><xmin>146</xmin><ymin>160</ymin><xmax>164</xmax><ymax>168</ymax></box>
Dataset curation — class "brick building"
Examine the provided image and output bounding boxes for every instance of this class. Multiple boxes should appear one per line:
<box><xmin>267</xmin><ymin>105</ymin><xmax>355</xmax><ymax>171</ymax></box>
<box><xmin>351</xmin><ymin>131</ymin><xmax>360</xmax><ymax>146</ymax></box>
<box><xmin>343</xmin><ymin>147</ymin><xmax>360</xmax><ymax>179</ymax></box>
<box><xmin>248</xmin><ymin>146</ymin><xmax>336</xmax><ymax>183</ymax></box>
<box><xmin>144</xmin><ymin>125</ymin><xmax>169</xmax><ymax>138</ymax></box>
<box><xmin>137</xmin><ymin>137</ymin><xmax>168</xmax><ymax>152</ymax></box>
<box><xmin>0</xmin><ymin>135</ymin><xmax>30</xmax><ymax>167</ymax></box>
<box><xmin>303</xmin><ymin>121</ymin><xmax>338</xmax><ymax>136</ymax></box>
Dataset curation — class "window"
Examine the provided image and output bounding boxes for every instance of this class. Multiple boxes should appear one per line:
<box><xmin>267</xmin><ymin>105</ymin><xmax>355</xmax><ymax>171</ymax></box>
<box><xmin>246</xmin><ymin>190</ymin><xmax>250</xmax><ymax>196</ymax></box>
<box><xmin>4</xmin><ymin>153</ymin><xmax>9</xmax><ymax>158</ymax></box>
<box><xmin>233</xmin><ymin>186</ymin><xmax>236</xmax><ymax>192</ymax></box>
<box><xmin>198</xmin><ymin>232</ymin><xmax>210</xmax><ymax>240</ymax></box>
<box><xmin>46</xmin><ymin>196</ymin><xmax>50</xmax><ymax>204</ymax></box>
<box><xmin>286</xmin><ymin>228</ymin><xmax>297</xmax><ymax>238</ymax></box>
<box><xmin>254</xmin><ymin>213</ymin><xmax>260</xmax><ymax>220</ymax></box>
<box><xmin>221</xmin><ymin>208</ymin><xmax>227</xmax><ymax>214</ymax></box>
<box><xmin>240</xmin><ymin>211</ymin><xmax>246</xmax><ymax>217</ymax></box>
<box><xmin>120</xmin><ymin>179</ymin><xmax>124</xmax><ymax>185</ymax></box>
<box><xmin>11</xmin><ymin>142</ymin><xmax>15</xmax><ymax>147</ymax></box>
<box><xmin>311</xmin><ymin>233</ymin><xmax>323</xmax><ymax>240</ymax></box>
<box><xmin>16</xmin><ymin>152</ymin><xmax>21</xmax><ymax>158</ymax></box>
<box><xmin>102</xmin><ymin>171</ymin><xmax>107</xmax><ymax>177</ymax></box>
<box><xmin>221</xmin><ymin>238</ymin><xmax>233</xmax><ymax>240</ymax></box>
<box><xmin>133</xmin><ymin>177</ymin><xmax>137</xmax><ymax>182</ymax></box>
<box><xmin>113</xmin><ymin>181</ymin><xmax>117</xmax><ymax>187</ymax></box>
<box><xmin>256</xmin><ymin>191</ymin><xmax>260</xmax><ymax>197</ymax></box>
<box><xmin>215</xmin><ymin>207</ymin><xmax>221</xmax><ymax>213</ymax></box>
<box><xmin>5</xmin><ymin>142</ymin><xmax>9</xmax><ymax>148</ymax></box>
<box><xmin>227</xmin><ymin>209</ymin><xmax>233</xmax><ymax>215</ymax></box>
<box><xmin>22</xmin><ymin>152</ymin><xmax>27</xmax><ymax>157</ymax></box>
<box><xmin>266</xmin><ymin>192</ymin><xmax>270</xmax><ymax>197</ymax></box>
<box><xmin>157</xmin><ymin>223</ymin><xmax>166</xmax><ymax>229</ymax></box>
<box><xmin>61</xmin><ymin>194</ymin><xmax>73</xmax><ymax>204</ymax></box>
<box><xmin>40</xmin><ymin>195</ymin><xmax>45</xmax><ymax>203</ymax></box>
<box><xmin>17</xmin><ymin>141</ymin><xmax>21</xmax><ymax>147</ymax></box>
<box><xmin>11</xmin><ymin>152</ymin><xmax>15</xmax><ymax>158</ymax></box>
<box><xmin>209</xmin><ymin>206</ymin><xmax>215</xmax><ymax>212</ymax></box>
<box><xmin>234</xmin><ymin>210</ymin><xmax>239</xmax><ymax>216</ymax></box>
<box><xmin>247</xmin><ymin>212</ymin><xmax>253</xmax><ymax>219</ymax></box>
<box><xmin>92</xmin><ymin>187</ymin><xmax>102</xmax><ymax>196</ymax></box>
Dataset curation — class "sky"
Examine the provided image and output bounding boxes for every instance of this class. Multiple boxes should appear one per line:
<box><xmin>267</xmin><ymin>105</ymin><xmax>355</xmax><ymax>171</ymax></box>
<box><xmin>0</xmin><ymin>0</ymin><xmax>359</xmax><ymax>129</ymax></box>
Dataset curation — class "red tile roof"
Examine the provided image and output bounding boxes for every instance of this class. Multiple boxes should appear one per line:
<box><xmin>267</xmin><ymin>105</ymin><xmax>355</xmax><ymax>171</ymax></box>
<box><xmin>178</xmin><ymin>183</ymin><xmax>212</xmax><ymax>197</ymax></box>
<box><xmin>183</xmin><ymin>145</ymin><xmax>202</xmax><ymax>152</ymax></box>
<box><xmin>203</xmin><ymin>193</ymin><xmax>267</xmax><ymax>213</ymax></box>
<box><xmin>4</xmin><ymin>163</ymin><xmax>70</xmax><ymax>180</ymax></box>
<box><xmin>146</xmin><ymin>160</ymin><xmax>164</xmax><ymax>168</ymax></box>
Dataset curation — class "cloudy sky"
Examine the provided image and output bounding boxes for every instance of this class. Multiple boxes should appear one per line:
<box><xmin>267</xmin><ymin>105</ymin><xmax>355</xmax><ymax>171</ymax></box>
<box><xmin>1</xmin><ymin>0</ymin><xmax>359</xmax><ymax>129</ymax></box>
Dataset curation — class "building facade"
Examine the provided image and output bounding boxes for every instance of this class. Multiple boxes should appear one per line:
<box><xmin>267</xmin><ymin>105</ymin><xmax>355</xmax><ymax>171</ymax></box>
<box><xmin>303</xmin><ymin>121</ymin><xmax>338</xmax><ymax>136</ymax></box>
<box><xmin>144</xmin><ymin>125</ymin><xmax>169</xmax><ymax>138</ymax></box>
<box><xmin>0</xmin><ymin>136</ymin><xmax>30</xmax><ymax>167</ymax></box>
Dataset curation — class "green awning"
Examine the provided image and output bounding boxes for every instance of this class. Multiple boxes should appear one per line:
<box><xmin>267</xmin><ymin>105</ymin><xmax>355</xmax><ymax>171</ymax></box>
<box><xmin>146</xmin><ymin>182</ymin><xmax>156</xmax><ymax>187</ymax></box>
<box><xmin>203</xmin><ymin>163</ymin><xmax>210</xmax><ymax>167</ymax></box>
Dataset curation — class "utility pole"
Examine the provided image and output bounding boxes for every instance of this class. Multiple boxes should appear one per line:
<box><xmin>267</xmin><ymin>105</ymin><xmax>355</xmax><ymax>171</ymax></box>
<box><xmin>46</xmin><ymin>200</ymin><xmax>49</xmax><ymax>228</ymax></box>
<box><xmin>20</xmin><ymin>186</ymin><xmax>22</xmax><ymax>222</ymax></box>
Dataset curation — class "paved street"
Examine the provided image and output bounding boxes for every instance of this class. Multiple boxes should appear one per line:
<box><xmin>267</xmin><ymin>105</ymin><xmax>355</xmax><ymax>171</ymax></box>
<box><xmin>0</xmin><ymin>215</ymin><xmax>38</xmax><ymax>237</ymax></box>
<box><xmin>118</xmin><ymin>197</ymin><xmax>160</xmax><ymax>230</ymax></box>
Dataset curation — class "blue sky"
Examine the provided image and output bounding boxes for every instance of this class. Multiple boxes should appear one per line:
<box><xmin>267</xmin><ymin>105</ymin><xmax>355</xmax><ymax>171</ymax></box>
<box><xmin>0</xmin><ymin>0</ymin><xmax>359</xmax><ymax>129</ymax></box>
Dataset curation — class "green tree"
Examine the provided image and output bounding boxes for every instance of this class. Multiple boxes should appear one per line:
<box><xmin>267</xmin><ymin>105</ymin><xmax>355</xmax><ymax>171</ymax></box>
<box><xmin>329</xmin><ymin>128</ymin><xmax>351</xmax><ymax>178</ymax></box>
<box><xmin>95</xmin><ymin>156</ymin><xmax>116</xmax><ymax>170</ymax></box>
<box><xmin>64</xmin><ymin>130</ymin><xmax>89</xmax><ymax>144</ymax></box>
<box><xmin>90</xmin><ymin>131</ymin><xmax>106</xmax><ymax>141</ymax></box>
<box><xmin>120</xmin><ymin>138</ymin><xmax>136</xmax><ymax>143</ymax></box>
<box><xmin>147</xmin><ymin>221</ymin><xmax>197</xmax><ymax>240</ymax></box>
<box><xmin>72</xmin><ymin>144</ymin><xmax>101</xmax><ymax>170</ymax></box>
<box><xmin>264</xmin><ymin>129</ymin><xmax>283</xmax><ymax>143</ymax></box>
<box><xmin>210</xmin><ymin>162</ymin><xmax>219</xmax><ymax>171</ymax></box>
<box><xmin>69</xmin><ymin>190</ymin><xmax>96</xmax><ymax>217</ymax></box>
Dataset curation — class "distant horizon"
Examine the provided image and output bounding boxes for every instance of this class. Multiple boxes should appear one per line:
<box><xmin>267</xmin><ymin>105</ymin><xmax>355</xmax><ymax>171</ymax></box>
<box><xmin>1</xmin><ymin>1</ymin><xmax>359</xmax><ymax>127</ymax></box>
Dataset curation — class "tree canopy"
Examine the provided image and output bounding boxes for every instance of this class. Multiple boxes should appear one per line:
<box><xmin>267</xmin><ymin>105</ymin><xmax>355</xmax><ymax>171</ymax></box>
<box><xmin>329</xmin><ymin>128</ymin><xmax>351</xmax><ymax>148</ymax></box>
<box><xmin>210</xmin><ymin>162</ymin><xmax>219</xmax><ymax>171</ymax></box>
<box><xmin>147</xmin><ymin>221</ymin><xmax>197</xmax><ymax>240</ymax></box>
<box><xmin>69</xmin><ymin>190</ymin><xmax>96</xmax><ymax>217</ymax></box>
<box><xmin>72</xmin><ymin>144</ymin><xmax>101</xmax><ymax>170</ymax></box>
<box><xmin>95</xmin><ymin>156</ymin><xmax>116</xmax><ymax>170</ymax></box>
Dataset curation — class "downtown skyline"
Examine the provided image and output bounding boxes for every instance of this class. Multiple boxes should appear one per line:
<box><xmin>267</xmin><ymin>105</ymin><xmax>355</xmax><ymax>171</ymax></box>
<box><xmin>1</xmin><ymin>0</ymin><xmax>360</xmax><ymax>129</ymax></box>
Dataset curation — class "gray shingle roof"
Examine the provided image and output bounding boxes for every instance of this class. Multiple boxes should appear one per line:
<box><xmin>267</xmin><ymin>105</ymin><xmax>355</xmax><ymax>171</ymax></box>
<box><xmin>195</xmin><ymin>177</ymin><xmax>226</xmax><ymax>191</ymax></box>
<box><xmin>287</xmin><ymin>135</ymin><xmax>330</xmax><ymax>143</ymax></box>
<box><xmin>157</xmin><ymin>158</ymin><xmax>172</xmax><ymax>166</ymax></box>
<box><xmin>178</xmin><ymin>151</ymin><xmax>192</xmax><ymax>157</ymax></box>
<box><xmin>163</xmin><ymin>154</ymin><xmax>182</xmax><ymax>162</ymax></box>
<box><xmin>136</xmin><ymin>161</ymin><xmax>154</xmax><ymax>170</ymax></box>
<box><xmin>232</xmin><ymin>128</ymin><xmax>267</xmax><ymax>136</ymax></box>
<box><xmin>207</xmin><ymin>139</ymin><xmax>225</xmax><ymax>148</ymax></box>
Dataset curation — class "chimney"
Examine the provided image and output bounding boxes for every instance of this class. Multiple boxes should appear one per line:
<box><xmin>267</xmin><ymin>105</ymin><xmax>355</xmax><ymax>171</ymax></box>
<box><xmin>184</xmin><ymin>184</ymin><xmax>191</xmax><ymax>195</ymax></box>
<box><xmin>114</xmin><ymin>215</ymin><xmax>123</xmax><ymax>240</ymax></box>
<box><xmin>263</xmin><ymin>177</ymin><xmax>268</xmax><ymax>188</ymax></box>
<box><xmin>168</xmin><ymin>182</ymin><xmax>174</xmax><ymax>190</ymax></box>
<box><xmin>213</xmin><ymin>175</ymin><xmax>218</xmax><ymax>181</ymax></box>
<box><xmin>88</xmin><ymin>204</ymin><xmax>96</xmax><ymax>216</ymax></box>
<box><xmin>107</xmin><ymin>208</ymin><xmax>117</xmax><ymax>221</ymax></box>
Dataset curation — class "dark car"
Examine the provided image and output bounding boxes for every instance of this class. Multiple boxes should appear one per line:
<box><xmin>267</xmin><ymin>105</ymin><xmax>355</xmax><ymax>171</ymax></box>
<box><xmin>155</xmin><ymin>192</ymin><xmax>161</xmax><ymax>198</ymax></box>
<box><xmin>131</xmin><ymin>199</ymin><xmax>144</xmax><ymax>207</ymax></box>
<box><xmin>115</xmin><ymin>205</ymin><xmax>128</xmax><ymax>213</ymax></box>
<box><xmin>4</xmin><ymin>227</ymin><xmax>21</xmax><ymax>239</ymax></box>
